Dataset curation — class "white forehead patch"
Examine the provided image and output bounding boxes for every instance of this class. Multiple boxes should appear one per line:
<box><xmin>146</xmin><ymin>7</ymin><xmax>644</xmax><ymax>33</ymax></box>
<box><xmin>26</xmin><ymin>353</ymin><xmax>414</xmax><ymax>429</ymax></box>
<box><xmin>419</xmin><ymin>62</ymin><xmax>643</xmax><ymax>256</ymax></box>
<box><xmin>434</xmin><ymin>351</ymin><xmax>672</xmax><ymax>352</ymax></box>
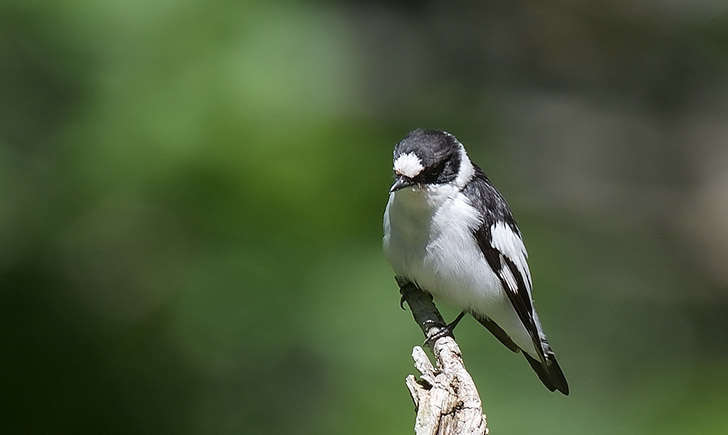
<box><xmin>394</xmin><ymin>152</ymin><xmax>424</xmax><ymax>178</ymax></box>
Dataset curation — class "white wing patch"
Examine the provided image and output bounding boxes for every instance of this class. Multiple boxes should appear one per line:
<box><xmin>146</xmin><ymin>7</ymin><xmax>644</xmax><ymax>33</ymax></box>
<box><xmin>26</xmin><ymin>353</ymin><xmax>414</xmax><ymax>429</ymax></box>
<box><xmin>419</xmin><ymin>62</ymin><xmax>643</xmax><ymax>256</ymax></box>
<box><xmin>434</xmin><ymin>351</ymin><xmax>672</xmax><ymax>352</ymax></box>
<box><xmin>394</xmin><ymin>152</ymin><xmax>424</xmax><ymax>178</ymax></box>
<box><xmin>490</xmin><ymin>221</ymin><xmax>533</xmax><ymax>294</ymax></box>
<box><xmin>499</xmin><ymin>255</ymin><xmax>519</xmax><ymax>292</ymax></box>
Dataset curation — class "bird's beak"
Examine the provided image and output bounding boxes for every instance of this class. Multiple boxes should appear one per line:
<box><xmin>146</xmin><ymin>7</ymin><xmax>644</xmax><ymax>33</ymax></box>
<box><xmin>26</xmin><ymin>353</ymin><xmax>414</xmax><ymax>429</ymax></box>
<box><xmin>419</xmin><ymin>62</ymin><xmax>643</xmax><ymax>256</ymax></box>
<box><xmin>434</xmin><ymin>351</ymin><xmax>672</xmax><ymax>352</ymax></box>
<box><xmin>390</xmin><ymin>175</ymin><xmax>415</xmax><ymax>193</ymax></box>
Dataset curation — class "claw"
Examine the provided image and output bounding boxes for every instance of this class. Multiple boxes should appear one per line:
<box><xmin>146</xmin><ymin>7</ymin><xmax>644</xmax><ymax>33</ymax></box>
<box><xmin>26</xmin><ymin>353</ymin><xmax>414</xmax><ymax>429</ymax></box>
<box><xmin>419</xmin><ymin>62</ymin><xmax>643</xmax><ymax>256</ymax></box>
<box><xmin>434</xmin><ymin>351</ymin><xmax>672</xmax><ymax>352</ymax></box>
<box><xmin>422</xmin><ymin>319</ymin><xmax>446</xmax><ymax>329</ymax></box>
<box><xmin>424</xmin><ymin>327</ymin><xmax>451</xmax><ymax>346</ymax></box>
<box><xmin>422</xmin><ymin>312</ymin><xmax>466</xmax><ymax>346</ymax></box>
<box><xmin>396</xmin><ymin>277</ymin><xmax>412</xmax><ymax>310</ymax></box>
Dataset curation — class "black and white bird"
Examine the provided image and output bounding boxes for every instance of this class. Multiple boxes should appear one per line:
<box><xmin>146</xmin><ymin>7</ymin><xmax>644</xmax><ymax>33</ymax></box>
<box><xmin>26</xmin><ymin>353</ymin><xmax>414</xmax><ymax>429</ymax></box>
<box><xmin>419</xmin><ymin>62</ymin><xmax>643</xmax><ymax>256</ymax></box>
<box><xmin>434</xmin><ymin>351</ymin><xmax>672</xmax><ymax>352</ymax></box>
<box><xmin>383</xmin><ymin>129</ymin><xmax>569</xmax><ymax>395</ymax></box>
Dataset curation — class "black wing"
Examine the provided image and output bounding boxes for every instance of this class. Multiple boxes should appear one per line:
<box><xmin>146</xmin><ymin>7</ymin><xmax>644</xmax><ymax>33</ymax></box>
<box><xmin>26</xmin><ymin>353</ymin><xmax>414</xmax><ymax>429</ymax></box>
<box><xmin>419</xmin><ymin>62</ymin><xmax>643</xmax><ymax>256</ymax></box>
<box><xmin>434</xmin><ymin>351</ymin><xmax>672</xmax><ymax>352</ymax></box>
<box><xmin>464</xmin><ymin>166</ymin><xmax>569</xmax><ymax>394</ymax></box>
<box><xmin>462</xmin><ymin>167</ymin><xmax>536</xmax><ymax>336</ymax></box>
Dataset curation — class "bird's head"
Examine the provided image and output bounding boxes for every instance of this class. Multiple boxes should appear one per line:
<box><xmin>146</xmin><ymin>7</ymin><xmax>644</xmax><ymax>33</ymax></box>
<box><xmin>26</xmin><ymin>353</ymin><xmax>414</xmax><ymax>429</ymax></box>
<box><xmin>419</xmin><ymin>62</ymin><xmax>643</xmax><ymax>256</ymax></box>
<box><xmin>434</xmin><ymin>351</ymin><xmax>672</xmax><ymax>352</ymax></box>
<box><xmin>390</xmin><ymin>129</ymin><xmax>473</xmax><ymax>193</ymax></box>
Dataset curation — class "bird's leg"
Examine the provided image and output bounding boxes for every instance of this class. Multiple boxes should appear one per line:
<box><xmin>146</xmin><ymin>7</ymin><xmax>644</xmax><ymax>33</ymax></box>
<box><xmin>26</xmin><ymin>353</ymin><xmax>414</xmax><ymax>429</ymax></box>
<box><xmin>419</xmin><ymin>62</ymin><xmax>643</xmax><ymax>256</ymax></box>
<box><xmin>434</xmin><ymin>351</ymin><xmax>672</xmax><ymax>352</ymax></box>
<box><xmin>423</xmin><ymin>311</ymin><xmax>466</xmax><ymax>346</ymax></box>
<box><xmin>396</xmin><ymin>277</ymin><xmax>465</xmax><ymax>345</ymax></box>
<box><xmin>396</xmin><ymin>276</ymin><xmax>414</xmax><ymax>310</ymax></box>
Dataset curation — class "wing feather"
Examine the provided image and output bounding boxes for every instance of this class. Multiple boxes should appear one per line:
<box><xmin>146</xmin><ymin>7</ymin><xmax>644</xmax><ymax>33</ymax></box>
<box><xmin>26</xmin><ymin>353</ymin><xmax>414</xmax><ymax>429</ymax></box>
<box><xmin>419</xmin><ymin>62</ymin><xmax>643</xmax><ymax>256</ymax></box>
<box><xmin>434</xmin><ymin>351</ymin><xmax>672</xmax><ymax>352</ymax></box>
<box><xmin>462</xmin><ymin>168</ymin><xmax>540</xmax><ymax>348</ymax></box>
<box><xmin>463</xmin><ymin>166</ymin><xmax>569</xmax><ymax>394</ymax></box>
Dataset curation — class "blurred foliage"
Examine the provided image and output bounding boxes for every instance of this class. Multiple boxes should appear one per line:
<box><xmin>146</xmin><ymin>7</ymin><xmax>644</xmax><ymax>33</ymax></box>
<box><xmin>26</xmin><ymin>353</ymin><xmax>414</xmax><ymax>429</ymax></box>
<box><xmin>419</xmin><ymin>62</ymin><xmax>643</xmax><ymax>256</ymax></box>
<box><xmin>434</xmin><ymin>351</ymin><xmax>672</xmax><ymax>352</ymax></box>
<box><xmin>2</xmin><ymin>1</ymin><xmax>727</xmax><ymax>434</ymax></box>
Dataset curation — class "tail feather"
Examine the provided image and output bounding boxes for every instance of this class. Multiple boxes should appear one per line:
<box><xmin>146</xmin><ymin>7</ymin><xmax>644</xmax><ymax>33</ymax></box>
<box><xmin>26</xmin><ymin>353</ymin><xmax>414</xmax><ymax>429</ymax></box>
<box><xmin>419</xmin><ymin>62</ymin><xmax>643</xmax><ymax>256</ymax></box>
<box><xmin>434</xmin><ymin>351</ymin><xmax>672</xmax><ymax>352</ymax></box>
<box><xmin>471</xmin><ymin>312</ymin><xmax>569</xmax><ymax>395</ymax></box>
<box><xmin>545</xmin><ymin>354</ymin><xmax>569</xmax><ymax>395</ymax></box>
<box><xmin>523</xmin><ymin>351</ymin><xmax>569</xmax><ymax>395</ymax></box>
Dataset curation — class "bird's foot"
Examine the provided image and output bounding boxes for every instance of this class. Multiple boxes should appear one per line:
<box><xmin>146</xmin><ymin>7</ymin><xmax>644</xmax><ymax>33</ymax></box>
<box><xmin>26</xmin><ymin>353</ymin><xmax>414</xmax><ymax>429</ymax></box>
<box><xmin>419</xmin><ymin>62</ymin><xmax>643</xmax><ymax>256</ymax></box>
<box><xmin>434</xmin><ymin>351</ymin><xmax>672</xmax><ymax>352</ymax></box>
<box><xmin>396</xmin><ymin>277</ymin><xmax>415</xmax><ymax>311</ymax></box>
<box><xmin>423</xmin><ymin>320</ymin><xmax>448</xmax><ymax>346</ymax></box>
<box><xmin>423</xmin><ymin>311</ymin><xmax>466</xmax><ymax>346</ymax></box>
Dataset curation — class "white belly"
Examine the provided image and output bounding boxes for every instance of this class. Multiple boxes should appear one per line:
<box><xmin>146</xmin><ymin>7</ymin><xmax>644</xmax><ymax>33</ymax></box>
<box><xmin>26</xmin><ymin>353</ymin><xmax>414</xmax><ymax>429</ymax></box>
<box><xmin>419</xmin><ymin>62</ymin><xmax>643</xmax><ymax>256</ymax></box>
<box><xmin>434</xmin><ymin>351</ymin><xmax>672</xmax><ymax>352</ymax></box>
<box><xmin>383</xmin><ymin>185</ymin><xmax>535</xmax><ymax>355</ymax></box>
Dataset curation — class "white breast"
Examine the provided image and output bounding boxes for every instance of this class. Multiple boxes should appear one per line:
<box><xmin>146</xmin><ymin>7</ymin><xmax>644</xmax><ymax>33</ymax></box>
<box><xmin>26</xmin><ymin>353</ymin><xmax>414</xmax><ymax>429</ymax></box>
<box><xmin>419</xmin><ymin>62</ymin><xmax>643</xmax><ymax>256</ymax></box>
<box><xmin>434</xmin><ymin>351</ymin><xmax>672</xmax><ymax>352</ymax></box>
<box><xmin>383</xmin><ymin>185</ymin><xmax>536</xmax><ymax>355</ymax></box>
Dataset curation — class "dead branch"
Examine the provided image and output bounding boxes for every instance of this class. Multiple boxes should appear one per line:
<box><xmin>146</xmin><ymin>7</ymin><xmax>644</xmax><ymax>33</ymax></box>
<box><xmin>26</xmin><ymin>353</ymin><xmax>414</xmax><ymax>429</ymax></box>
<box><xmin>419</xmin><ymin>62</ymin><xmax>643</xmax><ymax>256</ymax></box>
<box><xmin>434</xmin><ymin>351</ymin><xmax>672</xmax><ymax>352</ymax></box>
<box><xmin>399</xmin><ymin>281</ymin><xmax>488</xmax><ymax>435</ymax></box>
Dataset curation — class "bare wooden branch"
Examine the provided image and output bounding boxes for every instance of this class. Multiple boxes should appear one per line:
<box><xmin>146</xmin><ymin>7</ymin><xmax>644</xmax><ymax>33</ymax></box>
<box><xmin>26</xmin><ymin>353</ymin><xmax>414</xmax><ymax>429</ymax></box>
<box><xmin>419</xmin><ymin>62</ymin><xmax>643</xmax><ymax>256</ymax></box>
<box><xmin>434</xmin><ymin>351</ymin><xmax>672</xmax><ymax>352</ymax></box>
<box><xmin>399</xmin><ymin>281</ymin><xmax>488</xmax><ymax>435</ymax></box>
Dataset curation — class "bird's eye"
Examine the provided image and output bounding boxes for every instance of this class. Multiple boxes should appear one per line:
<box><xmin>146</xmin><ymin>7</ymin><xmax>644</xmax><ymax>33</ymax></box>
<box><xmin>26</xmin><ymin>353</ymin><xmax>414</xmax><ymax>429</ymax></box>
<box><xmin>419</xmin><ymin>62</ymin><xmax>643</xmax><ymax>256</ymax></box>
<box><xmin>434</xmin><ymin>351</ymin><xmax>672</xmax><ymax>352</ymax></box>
<box><xmin>426</xmin><ymin>161</ymin><xmax>446</xmax><ymax>176</ymax></box>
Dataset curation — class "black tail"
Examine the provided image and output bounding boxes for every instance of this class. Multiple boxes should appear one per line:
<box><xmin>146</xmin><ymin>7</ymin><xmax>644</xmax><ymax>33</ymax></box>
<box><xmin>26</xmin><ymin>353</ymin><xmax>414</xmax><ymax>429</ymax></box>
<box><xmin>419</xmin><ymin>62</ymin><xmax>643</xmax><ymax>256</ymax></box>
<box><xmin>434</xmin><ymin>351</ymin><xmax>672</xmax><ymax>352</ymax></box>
<box><xmin>472</xmin><ymin>312</ymin><xmax>569</xmax><ymax>394</ymax></box>
<box><xmin>523</xmin><ymin>351</ymin><xmax>569</xmax><ymax>395</ymax></box>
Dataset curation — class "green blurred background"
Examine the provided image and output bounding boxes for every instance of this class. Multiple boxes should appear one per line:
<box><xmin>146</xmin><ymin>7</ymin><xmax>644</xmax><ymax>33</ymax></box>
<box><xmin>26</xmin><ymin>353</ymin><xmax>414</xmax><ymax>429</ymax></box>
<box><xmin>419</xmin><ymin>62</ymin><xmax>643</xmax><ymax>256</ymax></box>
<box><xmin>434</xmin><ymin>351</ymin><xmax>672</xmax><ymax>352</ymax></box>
<box><xmin>2</xmin><ymin>1</ymin><xmax>728</xmax><ymax>434</ymax></box>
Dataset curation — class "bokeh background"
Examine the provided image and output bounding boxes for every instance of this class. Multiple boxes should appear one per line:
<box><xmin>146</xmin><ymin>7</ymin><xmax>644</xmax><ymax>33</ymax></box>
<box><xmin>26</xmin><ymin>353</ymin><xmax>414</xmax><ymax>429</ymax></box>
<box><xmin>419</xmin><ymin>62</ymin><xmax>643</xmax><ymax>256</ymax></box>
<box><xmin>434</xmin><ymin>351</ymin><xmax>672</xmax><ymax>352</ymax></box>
<box><xmin>2</xmin><ymin>1</ymin><xmax>728</xmax><ymax>434</ymax></box>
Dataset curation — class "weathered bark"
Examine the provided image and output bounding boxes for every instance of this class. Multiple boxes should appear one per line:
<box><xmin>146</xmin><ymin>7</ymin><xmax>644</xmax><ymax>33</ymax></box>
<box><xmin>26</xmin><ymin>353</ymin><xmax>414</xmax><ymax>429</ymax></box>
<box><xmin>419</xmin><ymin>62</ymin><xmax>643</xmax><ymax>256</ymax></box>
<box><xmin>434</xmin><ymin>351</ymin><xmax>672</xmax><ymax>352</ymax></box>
<box><xmin>399</xmin><ymin>280</ymin><xmax>489</xmax><ymax>435</ymax></box>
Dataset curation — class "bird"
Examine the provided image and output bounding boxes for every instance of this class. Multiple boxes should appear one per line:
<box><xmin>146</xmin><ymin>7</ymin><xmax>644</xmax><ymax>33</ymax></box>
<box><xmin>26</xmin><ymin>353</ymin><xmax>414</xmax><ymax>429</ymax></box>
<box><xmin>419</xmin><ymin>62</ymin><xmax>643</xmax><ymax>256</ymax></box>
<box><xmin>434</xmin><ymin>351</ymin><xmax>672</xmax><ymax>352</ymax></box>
<box><xmin>382</xmin><ymin>128</ymin><xmax>569</xmax><ymax>395</ymax></box>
